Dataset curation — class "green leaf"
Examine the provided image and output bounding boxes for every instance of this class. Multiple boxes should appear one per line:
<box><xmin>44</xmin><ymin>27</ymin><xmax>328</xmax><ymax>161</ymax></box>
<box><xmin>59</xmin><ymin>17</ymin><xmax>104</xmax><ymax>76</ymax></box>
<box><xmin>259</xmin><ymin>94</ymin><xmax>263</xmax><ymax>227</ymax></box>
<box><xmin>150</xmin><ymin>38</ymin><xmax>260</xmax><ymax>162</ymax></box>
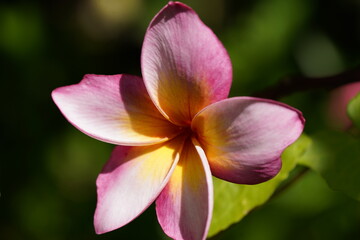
<box><xmin>298</xmin><ymin>130</ymin><xmax>360</xmax><ymax>201</ymax></box>
<box><xmin>208</xmin><ymin>134</ymin><xmax>311</xmax><ymax>237</ymax></box>
<box><xmin>348</xmin><ymin>92</ymin><xmax>360</xmax><ymax>129</ymax></box>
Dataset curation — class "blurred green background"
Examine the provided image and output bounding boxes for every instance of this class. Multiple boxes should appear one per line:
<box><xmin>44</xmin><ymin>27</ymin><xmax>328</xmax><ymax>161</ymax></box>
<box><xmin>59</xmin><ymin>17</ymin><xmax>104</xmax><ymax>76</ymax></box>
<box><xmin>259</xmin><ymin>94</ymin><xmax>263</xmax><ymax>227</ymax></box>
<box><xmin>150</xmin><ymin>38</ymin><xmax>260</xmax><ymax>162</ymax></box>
<box><xmin>1</xmin><ymin>0</ymin><xmax>360</xmax><ymax>239</ymax></box>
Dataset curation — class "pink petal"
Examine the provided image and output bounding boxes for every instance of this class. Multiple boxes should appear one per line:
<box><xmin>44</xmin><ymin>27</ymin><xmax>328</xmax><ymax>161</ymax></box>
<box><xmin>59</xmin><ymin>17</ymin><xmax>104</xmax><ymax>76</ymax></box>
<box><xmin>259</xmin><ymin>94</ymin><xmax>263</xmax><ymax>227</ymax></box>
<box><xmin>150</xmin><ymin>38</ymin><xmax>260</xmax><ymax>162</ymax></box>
<box><xmin>328</xmin><ymin>81</ymin><xmax>360</xmax><ymax>130</ymax></box>
<box><xmin>141</xmin><ymin>2</ymin><xmax>232</xmax><ymax>126</ymax></box>
<box><xmin>52</xmin><ymin>74</ymin><xmax>181</xmax><ymax>146</ymax></box>
<box><xmin>94</xmin><ymin>135</ymin><xmax>186</xmax><ymax>234</ymax></box>
<box><xmin>156</xmin><ymin>137</ymin><xmax>213</xmax><ymax>240</ymax></box>
<box><xmin>192</xmin><ymin>97</ymin><xmax>305</xmax><ymax>184</ymax></box>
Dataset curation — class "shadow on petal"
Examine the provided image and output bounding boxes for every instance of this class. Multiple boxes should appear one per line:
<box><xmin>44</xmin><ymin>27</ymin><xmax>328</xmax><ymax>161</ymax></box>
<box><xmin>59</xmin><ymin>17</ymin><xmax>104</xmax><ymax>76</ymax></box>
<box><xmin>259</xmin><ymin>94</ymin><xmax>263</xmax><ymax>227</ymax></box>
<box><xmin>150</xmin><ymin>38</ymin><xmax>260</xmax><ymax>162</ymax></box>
<box><xmin>119</xmin><ymin>74</ymin><xmax>181</xmax><ymax>139</ymax></box>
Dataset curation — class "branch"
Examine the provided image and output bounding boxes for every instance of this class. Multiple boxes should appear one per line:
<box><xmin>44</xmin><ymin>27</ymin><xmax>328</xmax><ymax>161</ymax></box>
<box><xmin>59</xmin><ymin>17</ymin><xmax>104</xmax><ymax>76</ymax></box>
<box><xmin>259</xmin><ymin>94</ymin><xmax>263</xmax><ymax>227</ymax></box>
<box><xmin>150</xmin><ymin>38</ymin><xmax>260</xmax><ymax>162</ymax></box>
<box><xmin>270</xmin><ymin>167</ymin><xmax>309</xmax><ymax>200</ymax></box>
<box><xmin>254</xmin><ymin>66</ymin><xmax>360</xmax><ymax>100</ymax></box>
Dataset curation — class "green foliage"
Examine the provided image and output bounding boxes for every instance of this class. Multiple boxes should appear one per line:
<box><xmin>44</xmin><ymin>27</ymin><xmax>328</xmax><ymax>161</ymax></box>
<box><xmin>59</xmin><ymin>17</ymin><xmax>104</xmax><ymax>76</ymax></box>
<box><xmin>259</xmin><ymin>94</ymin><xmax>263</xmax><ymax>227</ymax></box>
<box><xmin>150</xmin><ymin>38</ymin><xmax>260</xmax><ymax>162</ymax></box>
<box><xmin>46</xmin><ymin>130</ymin><xmax>112</xmax><ymax>200</ymax></box>
<box><xmin>211</xmin><ymin>171</ymin><xmax>359</xmax><ymax>240</ymax></box>
<box><xmin>298</xmin><ymin>131</ymin><xmax>360</xmax><ymax>201</ymax></box>
<box><xmin>225</xmin><ymin>0</ymin><xmax>312</xmax><ymax>96</ymax></box>
<box><xmin>348</xmin><ymin>93</ymin><xmax>360</xmax><ymax>129</ymax></box>
<box><xmin>208</xmin><ymin>134</ymin><xmax>311</xmax><ymax>237</ymax></box>
<box><xmin>0</xmin><ymin>5</ymin><xmax>44</xmax><ymax>58</ymax></box>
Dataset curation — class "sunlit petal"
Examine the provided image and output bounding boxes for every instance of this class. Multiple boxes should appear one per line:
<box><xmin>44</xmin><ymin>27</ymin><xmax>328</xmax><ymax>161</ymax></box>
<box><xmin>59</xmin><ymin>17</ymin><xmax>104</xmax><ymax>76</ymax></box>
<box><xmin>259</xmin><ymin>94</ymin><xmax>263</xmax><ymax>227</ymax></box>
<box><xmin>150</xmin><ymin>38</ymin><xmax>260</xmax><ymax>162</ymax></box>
<box><xmin>156</xmin><ymin>137</ymin><xmax>213</xmax><ymax>240</ymax></box>
<box><xmin>141</xmin><ymin>2</ymin><xmax>232</xmax><ymax>125</ymax></box>
<box><xmin>94</xmin><ymin>135</ymin><xmax>186</xmax><ymax>234</ymax></box>
<box><xmin>192</xmin><ymin>97</ymin><xmax>305</xmax><ymax>184</ymax></box>
<box><xmin>52</xmin><ymin>74</ymin><xmax>181</xmax><ymax>146</ymax></box>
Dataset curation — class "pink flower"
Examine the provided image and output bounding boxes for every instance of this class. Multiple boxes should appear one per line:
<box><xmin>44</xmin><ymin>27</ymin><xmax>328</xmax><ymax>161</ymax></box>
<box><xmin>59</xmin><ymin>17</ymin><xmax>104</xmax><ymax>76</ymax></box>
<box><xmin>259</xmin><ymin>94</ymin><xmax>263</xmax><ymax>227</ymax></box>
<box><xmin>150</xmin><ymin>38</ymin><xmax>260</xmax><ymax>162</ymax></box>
<box><xmin>52</xmin><ymin>2</ymin><xmax>304</xmax><ymax>240</ymax></box>
<box><xmin>328</xmin><ymin>81</ymin><xmax>360</xmax><ymax>130</ymax></box>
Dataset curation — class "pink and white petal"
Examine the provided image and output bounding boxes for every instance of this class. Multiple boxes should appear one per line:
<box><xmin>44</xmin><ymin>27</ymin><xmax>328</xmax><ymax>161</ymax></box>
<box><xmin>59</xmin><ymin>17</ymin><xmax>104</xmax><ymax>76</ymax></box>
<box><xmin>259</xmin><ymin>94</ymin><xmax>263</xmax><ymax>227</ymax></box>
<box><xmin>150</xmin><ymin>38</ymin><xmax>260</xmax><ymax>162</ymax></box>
<box><xmin>141</xmin><ymin>2</ymin><xmax>232</xmax><ymax>126</ymax></box>
<box><xmin>94</xmin><ymin>135</ymin><xmax>186</xmax><ymax>234</ymax></box>
<box><xmin>156</xmin><ymin>137</ymin><xmax>213</xmax><ymax>240</ymax></box>
<box><xmin>52</xmin><ymin>74</ymin><xmax>181</xmax><ymax>146</ymax></box>
<box><xmin>192</xmin><ymin>97</ymin><xmax>305</xmax><ymax>184</ymax></box>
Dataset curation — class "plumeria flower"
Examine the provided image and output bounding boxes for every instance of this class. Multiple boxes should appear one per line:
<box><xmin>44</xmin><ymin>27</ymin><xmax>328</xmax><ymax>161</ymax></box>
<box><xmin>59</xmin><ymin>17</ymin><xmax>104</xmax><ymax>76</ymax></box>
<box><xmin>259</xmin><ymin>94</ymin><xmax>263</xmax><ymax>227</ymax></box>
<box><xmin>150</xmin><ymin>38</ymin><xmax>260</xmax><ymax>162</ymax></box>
<box><xmin>52</xmin><ymin>2</ymin><xmax>305</xmax><ymax>240</ymax></box>
<box><xmin>328</xmin><ymin>81</ymin><xmax>360</xmax><ymax>130</ymax></box>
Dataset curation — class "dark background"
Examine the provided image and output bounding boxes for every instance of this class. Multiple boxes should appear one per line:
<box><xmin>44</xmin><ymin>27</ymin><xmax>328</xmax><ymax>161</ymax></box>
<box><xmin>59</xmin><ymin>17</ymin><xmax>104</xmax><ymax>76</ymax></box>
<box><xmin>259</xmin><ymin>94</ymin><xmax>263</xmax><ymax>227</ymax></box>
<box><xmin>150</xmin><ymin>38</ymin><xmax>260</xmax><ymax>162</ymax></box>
<box><xmin>1</xmin><ymin>0</ymin><xmax>360</xmax><ymax>239</ymax></box>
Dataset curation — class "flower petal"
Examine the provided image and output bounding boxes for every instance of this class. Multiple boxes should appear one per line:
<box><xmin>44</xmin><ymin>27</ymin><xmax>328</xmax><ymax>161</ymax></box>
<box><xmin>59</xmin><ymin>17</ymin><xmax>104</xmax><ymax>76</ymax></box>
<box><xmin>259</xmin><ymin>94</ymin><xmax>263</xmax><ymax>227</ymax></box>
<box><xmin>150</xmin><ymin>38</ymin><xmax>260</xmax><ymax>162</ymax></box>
<box><xmin>192</xmin><ymin>97</ymin><xmax>305</xmax><ymax>184</ymax></box>
<box><xmin>328</xmin><ymin>81</ymin><xmax>360</xmax><ymax>130</ymax></box>
<box><xmin>94</xmin><ymin>135</ymin><xmax>186</xmax><ymax>234</ymax></box>
<box><xmin>141</xmin><ymin>2</ymin><xmax>232</xmax><ymax>126</ymax></box>
<box><xmin>52</xmin><ymin>74</ymin><xmax>181</xmax><ymax>146</ymax></box>
<box><xmin>156</xmin><ymin>137</ymin><xmax>213</xmax><ymax>240</ymax></box>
